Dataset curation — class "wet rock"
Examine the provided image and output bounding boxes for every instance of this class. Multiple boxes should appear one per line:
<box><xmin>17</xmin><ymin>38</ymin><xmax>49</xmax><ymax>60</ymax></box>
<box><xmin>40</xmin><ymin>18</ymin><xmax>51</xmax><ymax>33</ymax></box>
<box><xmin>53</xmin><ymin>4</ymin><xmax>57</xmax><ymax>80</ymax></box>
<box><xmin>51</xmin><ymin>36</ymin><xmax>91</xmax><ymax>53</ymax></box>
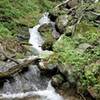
<box><xmin>38</xmin><ymin>23</ymin><xmax>53</xmax><ymax>33</ymax></box>
<box><xmin>38</xmin><ymin>23</ymin><xmax>56</xmax><ymax>50</ymax></box>
<box><xmin>39</xmin><ymin>52</ymin><xmax>58</xmax><ymax>75</ymax></box>
<box><xmin>67</xmin><ymin>75</ymin><xmax>76</xmax><ymax>88</ymax></box>
<box><xmin>39</xmin><ymin>61</ymin><xmax>58</xmax><ymax>76</ymax></box>
<box><xmin>39</xmin><ymin>61</ymin><xmax>57</xmax><ymax>71</ymax></box>
<box><xmin>38</xmin><ymin>20</ymin><xmax>60</xmax><ymax>39</ymax></box>
<box><xmin>55</xmin><ymin>15</ymin><xmax>68</xmax><ymax>33</ymax></box>
<box><xmin>38</xmin><ymin>23</ymin><xmax>53</xmax><ymax>41</ymax></box>
<box><xmin>51</xmin><ymin>74</ymin><xmax>64</xmax><ymax>87</ymax></box>
<box><xmin>38</xmin><ymin>53</ymin><xmax>60</xmax><ymax>76</ymax></box>
<box><xmin>41</xmin><ymin>40</ymin><xmax>53</xmax><ymax>50</ymax></box>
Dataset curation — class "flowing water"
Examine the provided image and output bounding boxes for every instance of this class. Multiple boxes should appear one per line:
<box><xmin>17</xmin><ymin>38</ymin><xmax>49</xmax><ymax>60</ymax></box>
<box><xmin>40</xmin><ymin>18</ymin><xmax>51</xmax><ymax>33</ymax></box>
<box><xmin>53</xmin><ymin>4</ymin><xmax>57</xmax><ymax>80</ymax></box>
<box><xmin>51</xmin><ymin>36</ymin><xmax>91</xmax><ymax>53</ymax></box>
<box><xmin>29</xmin><ymin>12</ymin><xmax>50</xmax><ymax>53</ymax></box>
<box><xmin>0</xmin><ymin>13</ymin><xmax>64</xmax><ymax>100</ymax></box>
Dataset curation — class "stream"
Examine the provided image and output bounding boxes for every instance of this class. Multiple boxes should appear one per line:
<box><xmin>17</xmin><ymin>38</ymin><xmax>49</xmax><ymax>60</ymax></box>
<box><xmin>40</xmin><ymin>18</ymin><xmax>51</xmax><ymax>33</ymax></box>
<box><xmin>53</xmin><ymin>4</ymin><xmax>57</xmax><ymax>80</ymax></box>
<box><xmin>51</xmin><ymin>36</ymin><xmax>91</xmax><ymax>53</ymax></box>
<box><xmin>0</xmin><ymin>13</ymin><xmax>64</xmax><ymax>100</ymax></box>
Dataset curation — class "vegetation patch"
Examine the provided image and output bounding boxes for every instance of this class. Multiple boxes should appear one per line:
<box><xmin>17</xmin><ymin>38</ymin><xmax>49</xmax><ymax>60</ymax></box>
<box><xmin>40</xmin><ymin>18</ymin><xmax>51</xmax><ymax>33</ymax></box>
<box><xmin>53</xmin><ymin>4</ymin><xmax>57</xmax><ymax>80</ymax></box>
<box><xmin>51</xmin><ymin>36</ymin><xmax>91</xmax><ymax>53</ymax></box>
<box><xmin>0</xmin><ymin>0</ymin><xmax>57</xmax><ymax>39</ymax></box>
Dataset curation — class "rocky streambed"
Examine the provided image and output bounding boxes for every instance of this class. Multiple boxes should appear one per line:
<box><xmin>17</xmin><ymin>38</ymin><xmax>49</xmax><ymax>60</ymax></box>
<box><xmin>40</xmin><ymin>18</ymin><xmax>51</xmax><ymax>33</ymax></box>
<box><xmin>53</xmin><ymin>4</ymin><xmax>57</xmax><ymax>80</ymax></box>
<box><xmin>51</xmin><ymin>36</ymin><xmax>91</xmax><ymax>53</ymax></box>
<box><xmin>0</xmin><ymin>0</ymin><xmax>100</xmax><ymax>100</ymax></box>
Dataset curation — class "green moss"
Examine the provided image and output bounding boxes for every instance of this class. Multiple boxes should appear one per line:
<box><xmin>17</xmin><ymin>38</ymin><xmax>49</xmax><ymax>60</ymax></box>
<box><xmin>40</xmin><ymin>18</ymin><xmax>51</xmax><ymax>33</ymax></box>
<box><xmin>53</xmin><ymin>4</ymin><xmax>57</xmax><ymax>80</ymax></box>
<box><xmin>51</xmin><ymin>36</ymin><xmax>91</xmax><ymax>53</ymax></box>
<box><xmin>52</xmin><ymin>33</ymin><xmax>100</xmax><ymax>93</ymax></box>
<box><xmin>41</xmin><ymin>28</ymin><xmax>54</xmax><ymax>42</ymax></box>
<box><xmin>75</xmin><ymin>21</ymin><xmax>100</xmax><ymax>43</ymax></box>
<box><xmin>53</xmin><ymin>35</ymin><xmax>76</xmax><ymax>52</ymax></box>
<box><xmin>0</xmin><ymin>24</ymin><xmax>12</xmax><ymax>38</ymax></box>
<box><xmin>54</xmin><ymin>36</ymin><xmax>90</xmax><ymax>67</ymax></box>
<box><xmin>0</xmin><ymin>0</ymin><xmax>57</xmax><ymax>39</ymax></box>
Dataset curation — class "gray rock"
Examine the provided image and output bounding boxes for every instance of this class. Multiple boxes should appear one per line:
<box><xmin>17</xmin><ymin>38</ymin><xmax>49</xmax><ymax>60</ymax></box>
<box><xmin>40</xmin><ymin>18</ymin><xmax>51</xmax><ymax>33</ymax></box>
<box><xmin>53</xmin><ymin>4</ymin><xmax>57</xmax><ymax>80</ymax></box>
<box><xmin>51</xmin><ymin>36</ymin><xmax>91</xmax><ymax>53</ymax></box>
<box><xmin>51</xmin><ymin>74</ymin><xmax>64</xmax><ymax>87</ymax></box>
<box><xmin>38</xmin><ymin>23</ymin><xmax>53</xmax><ymax>33</ymax></box>
<box><xmin>56</xmin><ymin>15</ymin><xmax>68</xmax><ymax>33</ymax></box>
<box><xmin>58</xmin><ymin>64</ymin><xmax>76</xmax><ymax>86</ymax></box>
<box><xmin>39</xmin><ymin>61</ymin><xmax>57</xmax><ymax>70</ymax></box>
<box><xmin>38</xmin><ymin>23</ymin><xmax>55</xmax><ymax>50</ymax></box>
<box><xmin>58</xmin><ymin>64</ymin><xmax>74</xmax><ymax>78</ymax></box>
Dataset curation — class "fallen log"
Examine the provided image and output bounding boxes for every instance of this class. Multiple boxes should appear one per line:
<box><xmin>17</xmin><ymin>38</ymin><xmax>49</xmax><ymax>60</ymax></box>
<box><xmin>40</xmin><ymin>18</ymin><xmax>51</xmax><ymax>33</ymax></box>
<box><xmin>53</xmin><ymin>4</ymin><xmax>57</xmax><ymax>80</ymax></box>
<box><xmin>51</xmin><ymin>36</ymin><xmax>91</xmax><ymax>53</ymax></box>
<box><xmin>0</xmin><ymin>56</ymin><xmax>40</xmax><ymax>78</ymax></box>
<box><xmin>0</xmin><ymin>43</ymin><xmax>19</xmax><ymax>64</ymax></box>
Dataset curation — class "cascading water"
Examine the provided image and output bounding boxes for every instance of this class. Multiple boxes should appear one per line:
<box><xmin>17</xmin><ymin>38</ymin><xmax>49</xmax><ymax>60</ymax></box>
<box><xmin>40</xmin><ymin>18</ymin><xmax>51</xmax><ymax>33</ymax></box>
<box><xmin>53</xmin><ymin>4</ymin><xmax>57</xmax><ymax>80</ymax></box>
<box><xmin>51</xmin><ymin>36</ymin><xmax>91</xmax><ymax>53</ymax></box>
<box><xmin>0</xmin><ymin>13</ymin><xmax>64</xmax><ymax>100</ymax></box>
<box><xmin>29</xmin><ymin>24</ymin><xmax>44</xmax><ymax>52</ymax></box>
<box><xmin>29</xmin><ymin>12</ymin><xmax>50</xmax><ymax>53</ymax></box>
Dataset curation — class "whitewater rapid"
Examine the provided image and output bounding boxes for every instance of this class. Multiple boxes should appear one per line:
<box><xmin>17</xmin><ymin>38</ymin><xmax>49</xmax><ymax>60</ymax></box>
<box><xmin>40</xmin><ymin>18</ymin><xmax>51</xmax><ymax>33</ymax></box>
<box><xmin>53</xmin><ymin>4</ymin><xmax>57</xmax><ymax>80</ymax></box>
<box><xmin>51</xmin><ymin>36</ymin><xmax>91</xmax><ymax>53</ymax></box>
<box><xmin>0</xmin><ymin>12</ymin><xmax>64</xmax><ymax>100</ymax></box>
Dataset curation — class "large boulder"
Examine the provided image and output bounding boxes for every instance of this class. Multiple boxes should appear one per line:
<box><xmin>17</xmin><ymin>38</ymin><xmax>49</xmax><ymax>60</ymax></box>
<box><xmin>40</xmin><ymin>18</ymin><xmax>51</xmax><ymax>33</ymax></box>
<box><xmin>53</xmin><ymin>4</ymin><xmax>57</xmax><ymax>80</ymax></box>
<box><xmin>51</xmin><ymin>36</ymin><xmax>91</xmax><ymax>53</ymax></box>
<box><xmin>38</xmin><ymin>53</ymin><xmax>59</xmax><ymax>75</ymax></box>
<box><xmin>38</xmin><ymin>23</ymin><xmax>56</xmax><ymax>50</ymax></box>
<box><xmin>38</xmin><ymin>23</ymin><xmax>53</xmax><ymax>33</ymax></box>
<box><xmin>58</xmin><ymin>64</ymin><xmax>76</xmax><ymax>86</ymax></box>
<box><xmin>55</xmin><ymin>15</ymin><xmax>68</xmax><ymax>33</ymax></box>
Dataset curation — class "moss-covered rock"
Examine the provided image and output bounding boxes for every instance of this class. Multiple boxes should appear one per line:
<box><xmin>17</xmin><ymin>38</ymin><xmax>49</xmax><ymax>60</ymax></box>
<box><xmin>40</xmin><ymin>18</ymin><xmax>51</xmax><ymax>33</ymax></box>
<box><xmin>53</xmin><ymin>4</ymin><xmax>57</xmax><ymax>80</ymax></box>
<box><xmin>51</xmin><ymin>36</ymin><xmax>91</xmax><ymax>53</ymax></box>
<box><xmin>49</xmin><ymin>7</ymin><xmax>68</xmax><ymax>22</ymax></box>
<box><xmin>55</xmin><ymin>14</ymin><xmax>68</xmax><ymax>33</ymax></box>
<box><xmin>38</xmin><ymin>23</ymin><xmax>56</xmax><ymax>50</ymax></box>
<box><xmin>39</xmin><ymin>53</ymin><xmax>59</xmax><ymax>74</ymax></box>
<box><xmin>38</xmin><ymin>23</ymin><xmax>53</xmax><ymax>41</ymax></box>
<box><xmin>51</xmin><ymin>74</ymin><xmax>64</xmax><ymax>87</ymax></box>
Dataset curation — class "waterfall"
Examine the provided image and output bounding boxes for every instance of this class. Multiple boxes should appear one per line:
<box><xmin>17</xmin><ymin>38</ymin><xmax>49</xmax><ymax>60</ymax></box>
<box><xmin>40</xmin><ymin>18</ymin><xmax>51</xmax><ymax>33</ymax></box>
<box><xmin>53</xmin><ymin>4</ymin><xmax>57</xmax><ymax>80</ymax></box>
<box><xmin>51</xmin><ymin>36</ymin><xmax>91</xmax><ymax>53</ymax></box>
<box><xmin>29</xmin><ymin>24</ymin><xmax>43</xmax><ymax>52</ymax></box>
<box><xmin>0</xmin><ymin>81</ymin><xmax>63</xmax><ymax>100</ymax></box>
<box><xmin>0</xmin><ymin>13</ymin><xmax>64</xmax><ymax>100</ymax></box>
<box><xmin>29</xmin><ymin>12</ymin><xmax>50</xmax><ymax>53</ymax></box>
<box><xmin>29</xmin><ymin>12</ymin><xmax>59</xmax><ymax>53</ymax></box>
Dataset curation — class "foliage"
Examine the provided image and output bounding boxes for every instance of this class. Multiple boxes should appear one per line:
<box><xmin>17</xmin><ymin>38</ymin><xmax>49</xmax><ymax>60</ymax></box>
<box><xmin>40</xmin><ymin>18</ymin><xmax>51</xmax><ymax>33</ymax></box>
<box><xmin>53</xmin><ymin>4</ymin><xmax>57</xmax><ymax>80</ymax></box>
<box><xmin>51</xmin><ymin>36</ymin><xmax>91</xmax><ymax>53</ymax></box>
<box><xmin>0</xmin><ymin>0</ymin><xmax>57</xmax><ymax>39</ymax></box>
<box><xmin>52</xmin><ymin>21</ymin><xmax>100</xmax><ymax>93</ymax></box>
